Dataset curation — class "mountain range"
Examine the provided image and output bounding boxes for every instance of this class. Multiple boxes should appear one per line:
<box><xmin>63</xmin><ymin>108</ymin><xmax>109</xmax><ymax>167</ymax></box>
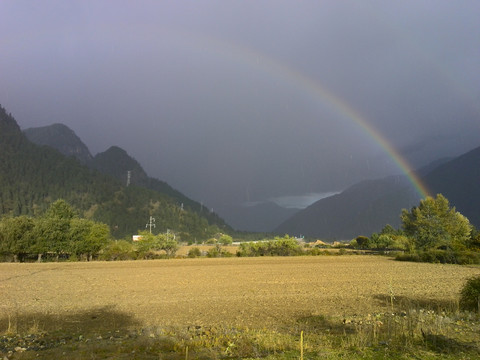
<box><xmin>23</xmin><ymin>123</ymin><xmax>93</xmax><ymax>163</ymax></box>
<box><xmin>18</xmin><ymin>111</ymin><xmax>480</xmax><ymax>240</ymax></box>
<box><xmin>1</xmin><ymin>105</ymin><xmax>230</xmax><ymax>240</ymax></box>
<box><xmin>276</xmin><ymin>147</ymin><xmax>480</xmax><ymax>239</ymax></box>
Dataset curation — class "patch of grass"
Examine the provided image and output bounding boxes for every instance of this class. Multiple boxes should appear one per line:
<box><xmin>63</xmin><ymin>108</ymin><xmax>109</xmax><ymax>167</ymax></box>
<box><xmin>3</xmin><ymin>308</ymin><xmax>479</xmax><ymax>359</ymax></box>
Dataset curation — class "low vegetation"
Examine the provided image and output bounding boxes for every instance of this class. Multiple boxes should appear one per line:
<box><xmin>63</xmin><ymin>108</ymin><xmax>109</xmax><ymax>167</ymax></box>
<box><xmin>237</xmin><ymin>235</ymin><xmax>303</xmax><ymax>257</ymax></box>
<box><xmin>460</xmin><ymin>276</ymin><xmax>480</xmax><ymax>312</ymax></box>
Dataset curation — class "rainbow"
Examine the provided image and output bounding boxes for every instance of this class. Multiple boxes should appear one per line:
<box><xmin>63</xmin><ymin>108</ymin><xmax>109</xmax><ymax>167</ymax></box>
<box><xmin>284</xmin><ymin>69</ymin><xmax>432</xmax><ymax>199</ymax></box>
<box><xmin>181</xmin><ymin>33</ymin><xmax>430</xmax><ymax>199</ymax></box>
<box><xmin>24</xmin><ymin>20</ymin><xmax>430</xmax><ymax>198</ymax></box>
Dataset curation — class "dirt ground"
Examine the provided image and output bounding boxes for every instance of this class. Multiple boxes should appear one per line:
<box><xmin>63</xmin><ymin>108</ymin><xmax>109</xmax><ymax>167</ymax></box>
<box><xmin>1</xmin><ymin>256</ymin><xmax>479</xmax><ymax>331</ymax></box>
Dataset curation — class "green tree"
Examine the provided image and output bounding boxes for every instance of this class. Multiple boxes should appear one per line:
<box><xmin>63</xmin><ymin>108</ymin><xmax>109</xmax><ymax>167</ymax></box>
<box><xmin>0</xmin><ymin>216</ymin><xmax>36</xmax><ymax>262</ymax></box>
<box><xmin>69</xmin><ymin>218</ymin><xmax>92</xmax><ymax>256</ymax></box>
<box><xmin>101</xmin><ymin>240</ymin><xmax>135</xmax><ymax>261</ymax></box>
<box><xmin>219</xmin><ymin>234</ymin><xmax>233</xmax><ymax>245</ymax></box>
<box><xmin>380</xmin><ymin>224</ymin><xmax>403</xmax><ymax>237</ymax></box>
<box><xmin>134</xmin><ymin>230</ymin><xmax>157</xmax><ymax>258</ymax></box>
<box><xmin>466</xmin><ymin>228</ymin><xmax>480</xmax><ymax>250</ymax></box>
<box><xmin>135</xmin><ymin>230</ymin><xmax>178</xmax><ymax>258</ymax></box>
<box><xmin>34</xmin><ymin>199</ymin><xmax>77</xmax><ymax>261</ymax></box>
<box><xmin>70</xmin><ymin>218</ymin><xmax>110</xmax><ymax>260</ymax></box>
<box><xmin>46</xmin><ymin>199</ymin><xmax>77</xmax><ymax>220</ymax></box>
<box><xmin>375</xmin><ymin>234</ymin><xmax>395</xmax><ymax>249</ymax></box>
<box><xmin>355</xmin><ymin>236</ymin><xmax>370</xmax><ymax>249</ymax></box>
<box><xmin>34</xmin><ymin>217</ymin><xmax>69</xmax><ymax>261</ymax></box>
<box><xmin>391</xmin><ymin>235</ymin><xmax>415</xmax><ymax>252</ymax></box>
<box><xmin>401</xmin><ymin>194</ymin><xmax>472</xmax><ymax>251</ymax></box>
<box><xmin>156</xmin><ymin>233</ymin><xmax>178</xmax><ymax>257</ymax></box>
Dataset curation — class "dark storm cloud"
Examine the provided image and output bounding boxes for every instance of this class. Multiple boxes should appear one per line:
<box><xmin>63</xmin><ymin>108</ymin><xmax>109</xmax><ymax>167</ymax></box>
<box><xmin>0</xmin><ymin>1</ymin><xmax>479</xmax><ymax>211</ymax></box>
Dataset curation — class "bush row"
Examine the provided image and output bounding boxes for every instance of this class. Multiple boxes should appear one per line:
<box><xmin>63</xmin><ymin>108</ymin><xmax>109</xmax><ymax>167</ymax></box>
<box><xmin>395</xmin><ymin>249</ymin><xmax>480</xmax><ymax>265</ymax></box>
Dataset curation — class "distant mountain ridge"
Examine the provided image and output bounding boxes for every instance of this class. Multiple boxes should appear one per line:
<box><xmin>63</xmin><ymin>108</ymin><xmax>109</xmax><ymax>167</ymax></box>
<box><xmin>23</xmin><ymin>123</ymin><xmax>226</xmax><ymax>229</ymax></box>
<box><xmin>275</xmin><ymin>174</ymin><xmax>421</xmax><ymax>240</ymax></box>
<box><xmin>275</xmin><ymin>150</ymin><xmax>479</xmax><ymax>240</ymax></box>
<box><xmin>24</xmin><ymin>123</ymin><xmax>93</xmax><ymax>163</ymax></box>
<box><xmin>90</xmin><ymin>146</ymin><xmax>147</xmax><ymax>185</ymax></box>
<box><xmin>90</xmin><ymin>145</ymin><xmax>224</xmax><ymax>225</ymax></box>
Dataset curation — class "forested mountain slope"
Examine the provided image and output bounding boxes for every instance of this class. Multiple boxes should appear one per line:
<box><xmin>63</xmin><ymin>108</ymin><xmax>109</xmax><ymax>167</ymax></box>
<box><xmin>24</xmin><ymin>124</ymin><xmax>226</xmax><ymax>229</ymax></box>
<box><xmin>425</xmin><ymin>145</ymin><xmax>480</xmax><ymax>229</ymax></box>
<box><xmin>275</xmin><ymin>175</ymin><xmax>422</xmax><ymax>240</ymax></box>
<box><xmin>0</xmin><ymin>105</ymin><xmax>229</xmax><ymax>239</ymax></box>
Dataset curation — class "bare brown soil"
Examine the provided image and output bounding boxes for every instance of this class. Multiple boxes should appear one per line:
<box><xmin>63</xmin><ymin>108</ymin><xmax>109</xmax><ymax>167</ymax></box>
<box><xmin>1</xmin><ymin>256</ymin><xmax>479</xmax><ymax>331</ymax></box>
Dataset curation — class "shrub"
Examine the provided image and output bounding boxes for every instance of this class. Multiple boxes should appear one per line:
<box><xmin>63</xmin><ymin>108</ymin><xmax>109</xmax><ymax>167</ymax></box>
<box><xmin>206</xmin><ymin>246</ymin><xmax>220</xmax><ymax>258</ymax></box>
<box><xmin>219</xmin><ymin>234</ymin><xmax>233</xmax><ymax>245</ymax></box>
<box><xmin>459</xmin><ymin>276</ymin><xmax>480</xmax><ymax>312</ymax></box>
<box><xmin>355</xmin><ymin>236</ymin><xmax>370</xmax><ymax>249</ymax></box>
<box><xmin>237</xmin><ymin>236</ymin><xmax>302</xmax><ymax>257</ymax></box>
<box><xmin>206</xmin><ymin>245</ymin><xmax>233</xmax><ymax>258</ymax></box>
<box><xmin>100</xmin><ymin>240</ymin><xmax>136</xmax><ymax>261</ymax></box>
<box><xmin>454</xmin><ymin>250</ymin><xmax>480</xmax><ymax>265</ymax></box>
<box><xmin>395</xmin><ymin>250</ymin><xmax>480</xmax><ymax>265</ymax></box>
<box><xmin>395</xmin><ymin>252</ymin><xmax>420</xmax><ymax>262</ymax></box>
<box><xmin>187</xmin><ymin>247</ymin><xmax>202</xmax><ymax>258</ymax></box>
<box><xmin>306</xmin><ymin>248</ymin><xmax>331</xmax><ymax>256</ymax></box>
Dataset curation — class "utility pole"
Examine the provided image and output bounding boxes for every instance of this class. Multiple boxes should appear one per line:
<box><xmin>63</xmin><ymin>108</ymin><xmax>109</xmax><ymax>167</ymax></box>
<box><xmin>146</xmin><ymin>216</ymin><xmax>155</xmax><ymax>233</ymax></box>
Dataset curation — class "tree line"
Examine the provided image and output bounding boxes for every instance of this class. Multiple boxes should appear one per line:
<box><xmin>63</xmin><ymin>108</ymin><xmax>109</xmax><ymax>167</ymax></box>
<box><xmin>351</xmin><ymin>194</ymin><xmax>480</xmax><ymax>264</ymax></box>
<box><xmin>2</xmin><ymin>194</ymin><xmax>480</xmax><ymax>264</ymax></box>
<box><xmin>0</xmin><ymin>200</ymin><xmax>110</xmax><ymax>262</ymax></box>
<box><xmin>0</xmin><ymin>199</ymin><xmax>187</xmax><ymax>262</ymax></box>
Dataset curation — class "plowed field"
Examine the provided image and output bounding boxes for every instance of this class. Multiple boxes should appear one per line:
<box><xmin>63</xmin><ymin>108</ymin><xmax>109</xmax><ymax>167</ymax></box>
<box><xmin>1</xmin><ymin>256</ymin><xmax>479</xmax><ymax>330</ymax></box>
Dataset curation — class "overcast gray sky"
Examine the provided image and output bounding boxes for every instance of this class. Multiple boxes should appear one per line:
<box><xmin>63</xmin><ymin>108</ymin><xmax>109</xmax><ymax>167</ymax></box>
<box><xmin>1</xmin><ymin>1</ymin><xmax>479</xmax><ymax>213</ymax></box>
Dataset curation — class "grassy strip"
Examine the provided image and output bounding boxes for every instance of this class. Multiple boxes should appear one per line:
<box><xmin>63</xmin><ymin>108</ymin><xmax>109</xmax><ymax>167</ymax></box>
<box><xmin>2</xmin><ymin>308</ymin><xmax>479</xmax><ymax>359</ymax></box>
